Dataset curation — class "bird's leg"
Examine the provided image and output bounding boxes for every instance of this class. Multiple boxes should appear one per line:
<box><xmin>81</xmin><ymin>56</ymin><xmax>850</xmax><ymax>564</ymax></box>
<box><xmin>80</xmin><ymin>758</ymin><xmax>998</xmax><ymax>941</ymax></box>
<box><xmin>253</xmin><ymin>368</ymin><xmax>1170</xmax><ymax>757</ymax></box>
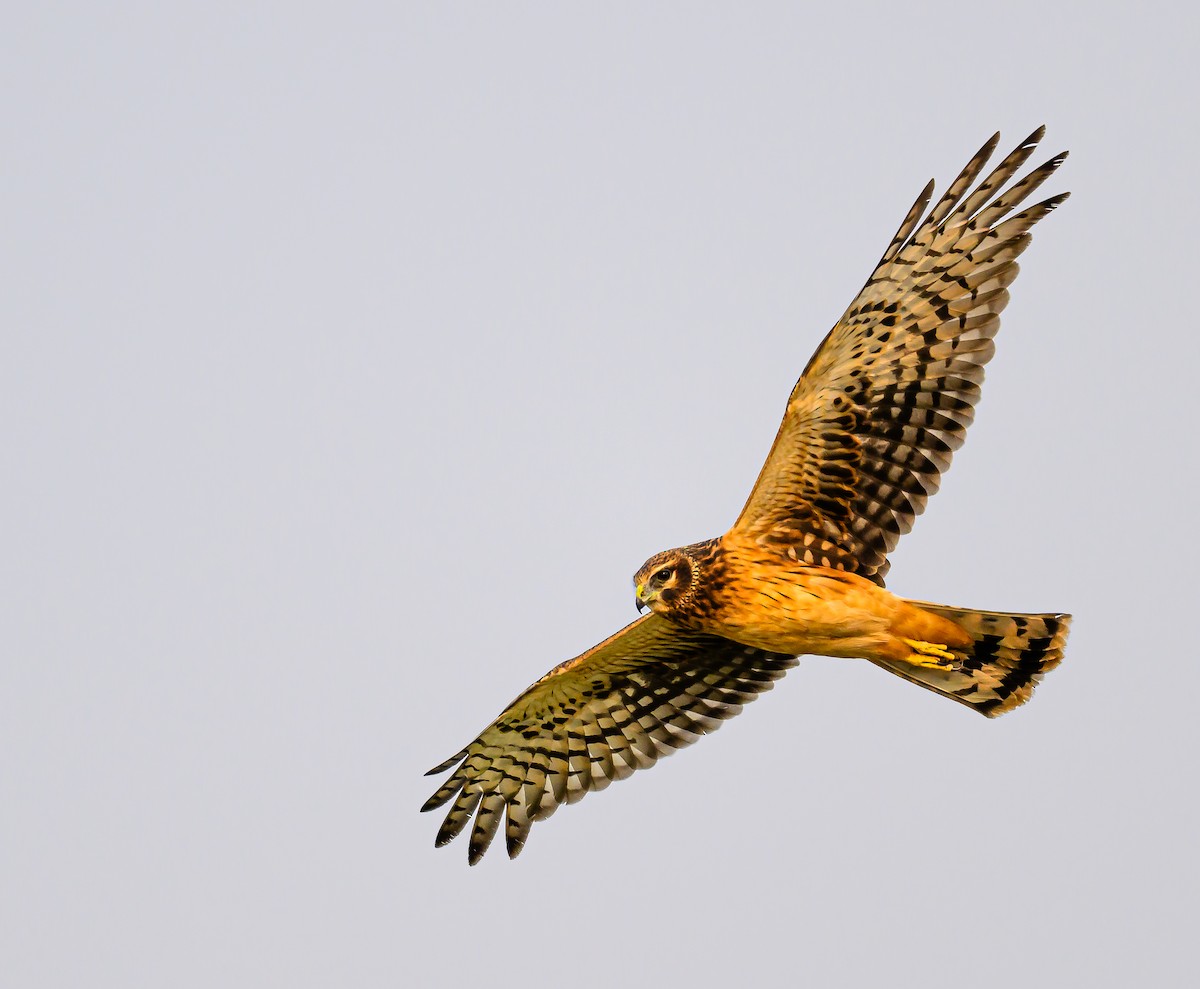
<box><xmin>900</xmin><ymin>638</ymin><xmax>961</xmax><ymax>670</ymax></box>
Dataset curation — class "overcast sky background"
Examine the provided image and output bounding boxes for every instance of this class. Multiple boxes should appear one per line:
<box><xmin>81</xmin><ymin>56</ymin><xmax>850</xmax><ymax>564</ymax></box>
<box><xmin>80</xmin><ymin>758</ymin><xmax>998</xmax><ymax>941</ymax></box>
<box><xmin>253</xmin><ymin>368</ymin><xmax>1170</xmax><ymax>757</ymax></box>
<box><xmin>4</xmin><ymin>4</ymin><xmax>1197</xmax><ymax>987</ymax></box>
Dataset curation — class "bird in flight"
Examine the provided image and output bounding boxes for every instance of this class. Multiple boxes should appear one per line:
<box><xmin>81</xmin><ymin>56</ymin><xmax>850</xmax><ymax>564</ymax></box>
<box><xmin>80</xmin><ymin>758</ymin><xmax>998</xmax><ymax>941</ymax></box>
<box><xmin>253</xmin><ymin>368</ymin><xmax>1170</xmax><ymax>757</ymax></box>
<box><xmin>422</xmin><ymin>127</ymin><xmax>1071</xmax><ymax>864</ymax></box>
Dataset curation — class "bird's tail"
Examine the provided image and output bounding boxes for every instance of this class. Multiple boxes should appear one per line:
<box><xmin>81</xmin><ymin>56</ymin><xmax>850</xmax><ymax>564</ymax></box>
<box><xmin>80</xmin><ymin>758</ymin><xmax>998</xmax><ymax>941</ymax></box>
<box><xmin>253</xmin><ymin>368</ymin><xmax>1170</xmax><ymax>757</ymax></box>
<box><xmin>873</xmin><ymin>603</ymin><xmax>1070</xmax><ymax>717</ymax></box>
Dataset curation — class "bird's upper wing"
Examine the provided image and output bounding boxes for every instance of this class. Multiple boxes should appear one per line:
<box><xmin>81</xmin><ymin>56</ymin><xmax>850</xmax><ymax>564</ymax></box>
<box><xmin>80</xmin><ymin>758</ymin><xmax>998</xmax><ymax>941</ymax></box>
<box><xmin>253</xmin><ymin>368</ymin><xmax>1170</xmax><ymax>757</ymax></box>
<box><xmin>421</xmin><ymin>614</ymin><xmax>796</xmax><ymax>864</ymax></box>
<box><xmin>731</xmin><ymin>128</ymin><xmax>1068</xmax><ymax>582</ymax></box>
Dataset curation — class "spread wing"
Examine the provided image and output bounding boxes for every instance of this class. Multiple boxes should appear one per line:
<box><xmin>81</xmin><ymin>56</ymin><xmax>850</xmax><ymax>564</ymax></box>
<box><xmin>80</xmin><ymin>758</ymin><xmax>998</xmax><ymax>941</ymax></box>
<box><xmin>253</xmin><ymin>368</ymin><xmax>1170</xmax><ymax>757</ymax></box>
<box><xmin>731</xmin><ymin>127</ymin><xmax>1069</xmax><ymax>582</ymax></box>
<box><xmin>421</xmin><ymin>615</ymin><xmax>796</xmax><ymax>864</ymax></box>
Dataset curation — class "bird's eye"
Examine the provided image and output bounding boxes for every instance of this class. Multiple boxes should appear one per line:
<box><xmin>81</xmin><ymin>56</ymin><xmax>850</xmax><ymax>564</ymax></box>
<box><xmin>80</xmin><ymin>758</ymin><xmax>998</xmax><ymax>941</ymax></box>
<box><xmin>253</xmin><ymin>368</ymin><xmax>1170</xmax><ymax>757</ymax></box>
<box><xmin>655</xmin><ymin>568</ymin><xmax>673</xmax><ymax>583</ymax></box>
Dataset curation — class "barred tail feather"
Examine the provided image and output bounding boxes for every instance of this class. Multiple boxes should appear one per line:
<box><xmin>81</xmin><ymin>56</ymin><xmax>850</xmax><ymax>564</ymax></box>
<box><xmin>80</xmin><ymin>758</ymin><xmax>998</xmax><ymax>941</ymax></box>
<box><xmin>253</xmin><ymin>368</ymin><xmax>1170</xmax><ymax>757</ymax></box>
<box><xmin>873</xmin><ymin>603</ymin><xmax>1070</xmax><ymax>717</ymax></box>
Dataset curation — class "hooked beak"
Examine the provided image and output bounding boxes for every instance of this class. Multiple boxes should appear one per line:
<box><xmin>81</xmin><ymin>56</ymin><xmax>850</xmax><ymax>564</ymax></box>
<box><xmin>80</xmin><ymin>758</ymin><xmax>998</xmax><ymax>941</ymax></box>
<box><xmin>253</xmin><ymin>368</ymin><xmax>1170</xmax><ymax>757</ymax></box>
<box><xmin>635</xmin><ymin>583</ymin><xmax>648</xmax><ymax>613</ymax></box>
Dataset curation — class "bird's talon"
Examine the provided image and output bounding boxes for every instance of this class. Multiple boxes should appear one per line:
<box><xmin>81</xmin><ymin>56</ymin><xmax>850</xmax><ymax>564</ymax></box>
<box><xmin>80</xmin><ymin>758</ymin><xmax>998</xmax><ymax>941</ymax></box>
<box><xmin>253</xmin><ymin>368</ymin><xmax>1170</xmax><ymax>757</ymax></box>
<box><xmin>902</xmin><ymin>638</ymin><xmax>960</xmax><ymax>668</ymax></box>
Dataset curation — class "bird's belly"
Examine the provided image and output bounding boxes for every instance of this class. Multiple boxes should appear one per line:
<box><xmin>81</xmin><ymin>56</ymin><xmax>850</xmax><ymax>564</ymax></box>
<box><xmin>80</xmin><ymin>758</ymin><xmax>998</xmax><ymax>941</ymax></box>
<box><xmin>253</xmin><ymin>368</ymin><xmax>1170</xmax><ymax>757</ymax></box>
<box><xmin>711</xmin><ymin>570</ymin><xmax>899</xmax><ymax>659</ymax></box>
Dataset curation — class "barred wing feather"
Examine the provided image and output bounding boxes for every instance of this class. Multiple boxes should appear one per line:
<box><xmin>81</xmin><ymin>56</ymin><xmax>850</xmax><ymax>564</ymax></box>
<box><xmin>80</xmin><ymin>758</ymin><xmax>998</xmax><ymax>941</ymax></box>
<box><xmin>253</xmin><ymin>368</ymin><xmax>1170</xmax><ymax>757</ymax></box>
<box><xmin>421</xmin><ymin>615</ymin><xmax>796</xmax><ymax>864</ymax></box>
<box><xmin>733</xmin><ymin>127</ymin><xmax>1069</xmax><ymax>581</ymax></box>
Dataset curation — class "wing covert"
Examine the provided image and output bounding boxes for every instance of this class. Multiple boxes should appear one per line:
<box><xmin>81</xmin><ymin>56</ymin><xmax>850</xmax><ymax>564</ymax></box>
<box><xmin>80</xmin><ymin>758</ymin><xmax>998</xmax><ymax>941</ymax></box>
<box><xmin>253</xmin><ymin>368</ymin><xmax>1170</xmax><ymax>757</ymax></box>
<box><xmin>732</xmin><ymin>127</ymin><xmax>1069</xmax><ymax>581</ymax></box>
<box><xmin>421</xmin><ymin>614</ymin><xmax>796</xmax><ymax>864</ymax></box>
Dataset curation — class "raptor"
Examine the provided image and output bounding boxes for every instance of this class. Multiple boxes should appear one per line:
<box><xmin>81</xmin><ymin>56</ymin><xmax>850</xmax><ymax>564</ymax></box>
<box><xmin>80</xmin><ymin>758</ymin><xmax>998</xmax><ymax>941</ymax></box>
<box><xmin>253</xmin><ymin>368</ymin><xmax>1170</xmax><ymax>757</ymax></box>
<box><xmin>423</xmin><ymin>128</ymin><xmax>1071</xmax><ymax>864</ymax></box>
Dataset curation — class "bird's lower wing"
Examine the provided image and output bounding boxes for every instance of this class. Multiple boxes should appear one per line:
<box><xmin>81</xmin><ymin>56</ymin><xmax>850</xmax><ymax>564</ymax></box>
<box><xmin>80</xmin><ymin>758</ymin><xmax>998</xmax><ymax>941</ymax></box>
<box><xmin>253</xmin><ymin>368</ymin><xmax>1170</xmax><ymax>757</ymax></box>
<box><xmin>421</xmin><ymin>614</ymin><xmax>796</xmax><ymax>864</ymax></box>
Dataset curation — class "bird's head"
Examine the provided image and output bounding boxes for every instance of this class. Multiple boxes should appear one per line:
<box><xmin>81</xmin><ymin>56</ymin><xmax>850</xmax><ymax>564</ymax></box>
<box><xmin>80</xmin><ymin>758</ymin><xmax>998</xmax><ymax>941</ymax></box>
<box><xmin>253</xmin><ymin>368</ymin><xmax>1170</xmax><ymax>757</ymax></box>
<box><xmin>633</xmin><ymin>548</ymin><xmax>699</xmax><ymax>617</ymax></box>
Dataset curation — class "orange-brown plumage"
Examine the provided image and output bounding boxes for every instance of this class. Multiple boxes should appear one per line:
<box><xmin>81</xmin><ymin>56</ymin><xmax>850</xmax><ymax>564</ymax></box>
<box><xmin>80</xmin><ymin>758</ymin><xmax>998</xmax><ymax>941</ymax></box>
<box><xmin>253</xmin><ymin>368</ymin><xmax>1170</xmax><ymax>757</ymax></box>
<box><xmin>635</xmin><ymin>534</ymin><xmax>974</xmax><ymax>663</ymax></box>
<box><xmin>424</xmin><ymin>128</ymin><xmax>1073</xmax><ymax>863</ymax></box>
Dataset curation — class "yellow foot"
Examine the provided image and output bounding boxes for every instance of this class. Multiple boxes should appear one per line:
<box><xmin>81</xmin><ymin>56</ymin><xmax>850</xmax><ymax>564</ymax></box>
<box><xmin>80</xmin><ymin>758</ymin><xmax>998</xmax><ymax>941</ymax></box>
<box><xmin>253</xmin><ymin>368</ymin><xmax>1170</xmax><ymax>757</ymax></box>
<box><xmin>902</xmin><ymin>638</ymin><xmax>960</xmax><ymax>669</ymax></box>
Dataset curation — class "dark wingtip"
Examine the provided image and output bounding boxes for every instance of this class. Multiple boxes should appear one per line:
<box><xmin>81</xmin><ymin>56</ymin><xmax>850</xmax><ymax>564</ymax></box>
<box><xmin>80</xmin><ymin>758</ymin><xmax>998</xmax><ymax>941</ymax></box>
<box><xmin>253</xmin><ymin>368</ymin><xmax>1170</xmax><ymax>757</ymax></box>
<box><xmin>425</xmin><ymin>749</ymin><xmax>468</xmax><ymax>776</ymax></box>
<box><xmin>1043</xmin><ymin>150</ymin><xmax>1070</xmax><ymax>173</ymax></box>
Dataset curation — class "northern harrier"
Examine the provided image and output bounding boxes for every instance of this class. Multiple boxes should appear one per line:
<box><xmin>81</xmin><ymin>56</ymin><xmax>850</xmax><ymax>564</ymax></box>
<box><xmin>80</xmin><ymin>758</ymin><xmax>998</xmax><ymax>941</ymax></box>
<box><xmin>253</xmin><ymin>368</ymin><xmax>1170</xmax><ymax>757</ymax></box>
<box><xmin>423</xmin><ymin>128</ymin><xmax>1071</xmax><ymax>864</ymax></box>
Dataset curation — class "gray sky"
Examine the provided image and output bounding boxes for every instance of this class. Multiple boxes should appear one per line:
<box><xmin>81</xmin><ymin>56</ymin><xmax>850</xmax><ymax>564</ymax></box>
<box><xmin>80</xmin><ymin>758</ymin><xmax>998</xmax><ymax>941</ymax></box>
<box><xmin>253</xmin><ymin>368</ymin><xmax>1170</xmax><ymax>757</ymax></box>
<box><xmin>4</xmin><ymin>4</ymin><xmax>1196</xmax><ymax>987</ymax></box>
